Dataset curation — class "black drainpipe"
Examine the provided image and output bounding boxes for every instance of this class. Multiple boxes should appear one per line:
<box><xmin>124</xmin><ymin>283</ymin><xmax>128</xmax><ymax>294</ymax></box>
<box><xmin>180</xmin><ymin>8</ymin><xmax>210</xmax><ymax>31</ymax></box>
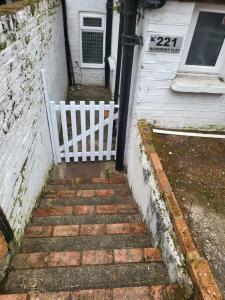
<box><xmin>62</xmin><ymin>0</ymin><xmax>75</xmax><ymax>86</ymax></box>
<box><xmin>116</xmin><ymin>0</ymin><xmax>167</xmax><ymax>171</ymax></box>
<box><xmin>115</xmin><ymin>0</ymin><xmax>140</xmax><ymax>171</ymax></box>
<box><xmin>105</xmin><ymin>0</ymin><xmax>113</xmax><ymax>88</ymax></box>
<box><xmin>113</xmin><ymin>2</ymin><xmax>124</xmax><ymax>104</ymax></box>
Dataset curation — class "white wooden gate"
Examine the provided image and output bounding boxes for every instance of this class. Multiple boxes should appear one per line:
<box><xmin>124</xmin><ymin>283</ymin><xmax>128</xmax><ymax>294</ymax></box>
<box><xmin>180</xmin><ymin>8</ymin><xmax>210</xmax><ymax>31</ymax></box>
<box><xmin>48</xmin><ymin>101</ymin><xmax>119</xmax><ymax>164</ymax></box>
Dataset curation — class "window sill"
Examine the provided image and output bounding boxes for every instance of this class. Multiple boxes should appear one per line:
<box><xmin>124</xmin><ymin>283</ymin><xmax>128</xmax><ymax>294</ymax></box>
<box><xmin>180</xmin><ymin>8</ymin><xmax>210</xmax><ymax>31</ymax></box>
<box><xmin>81</xmin><ymin>64</ymin><xmax>104</xmax><ymax>69</ymax></box>
<box><xmin>171</xmin><ymin>74</ymin><xmax>225</xmax><ymax>94</ymax></box>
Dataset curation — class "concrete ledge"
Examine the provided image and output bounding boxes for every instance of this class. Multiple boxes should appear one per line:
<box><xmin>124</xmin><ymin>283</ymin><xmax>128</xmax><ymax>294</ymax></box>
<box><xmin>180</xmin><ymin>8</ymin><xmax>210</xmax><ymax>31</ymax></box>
<box><xmin>171</xmin><ymin>74</ymin><xmax>225</xmax><ymax>94</ymax></box>
<box><xmin>137</xmin><ymin>119</ymin><xmax>222</xmax><ymax>300</ymax></box>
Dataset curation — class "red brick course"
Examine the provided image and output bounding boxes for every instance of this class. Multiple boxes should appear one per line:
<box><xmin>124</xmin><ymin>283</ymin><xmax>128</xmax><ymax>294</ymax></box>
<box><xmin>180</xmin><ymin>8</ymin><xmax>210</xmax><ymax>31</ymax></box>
<box><xmin>44</xmin><ymin>189</ymin><xmax>131</xmax><ymax>199</ymax></box>
<box><xmin>138</xmin><ymin>119</ymin><xmax>222</xmax><ymax>300</ymax></box>
<box><xmin>48</xmin><ymin>176</ymin><xmax>126</xmax><ymax>185</ymax></box>
<box><xmin>0</xmin><ymin>285</ymin><xmax>182</xmax><ymax>300</ymax></box>
<box><xmin>11</xmin><ymin>248</ymin><xmax>162</xmax><ymax>270</ymax></box>
<box><xmin>33</xmin><ymin>204</ymin><xmax>138</xmax><ymax>217</ymax></box>
<box><xmin>26</xmin><ymin>223</ymin><xmax>148</xmax><ymax>238</ymax></box>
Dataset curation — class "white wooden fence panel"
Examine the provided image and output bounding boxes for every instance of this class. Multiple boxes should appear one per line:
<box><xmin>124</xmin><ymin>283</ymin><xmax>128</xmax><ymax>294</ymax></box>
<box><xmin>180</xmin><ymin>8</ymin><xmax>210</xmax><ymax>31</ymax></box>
<box><xmin>60</xmin><ymin>112</ymin><xmax>118</xmax><ymax>152</ymax></box>
<box><xmin>70</xmin><ymin>101</ymin><xmax>78</xmax><ymax>162</ymax></box>
<box><xmin>49</xmin><ymin>101</ymin><xmax>119</xmax><ymax>164</ymax></box>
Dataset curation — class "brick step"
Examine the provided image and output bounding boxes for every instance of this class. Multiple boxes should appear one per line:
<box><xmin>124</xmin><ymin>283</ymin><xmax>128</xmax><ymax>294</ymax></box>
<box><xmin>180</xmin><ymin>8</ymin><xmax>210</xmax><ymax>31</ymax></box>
<box><xmin>0</xmin><ymin>285</ymin><xmax>183</xmax><ymax>300</ymax></box>
<box><xmin>45</xmin><ymin>183</ymin><xmax>128</xmax><ymax>191</ymax></box>
<box><xmin>48</xmin><ymin>176</ymin><xmax>126</xmax><ymax>185</ymax></box>
<box><xmin>43</xmin><ymin>189</ymin><xmax>131</xmax><ymax>199</ymax></box>
<box><xmin>32</xmin><ymin>213</ymin><xmax>142</xmax><ymax>226</ymax></box>
<box><xmin>34</xmin><ymin>204</ymin><xmax>139</xmax><ymax>217</ymax></box>
<box><xmin>21</xmin><ymin>234</ymin><xmax>153</xmax><ymax>253</ymax></box>
<box><xmin>2</xmin><ymin>263</ymin><xmax>170</xmax><ymax>294</ymax></box>
<box><xmin>40</xmin><ymin>196</ymin><xmax>134</xmax><ymax>208</ymax></box>
<box><xmin>26</xmin><ymin>223</ymin><xmax>148</xmax><ymax>238</ymax></box>
<box><xmin>11</xmin><ymin>248</ymin><xmax>162</xmax><ymax>270</ymax></box>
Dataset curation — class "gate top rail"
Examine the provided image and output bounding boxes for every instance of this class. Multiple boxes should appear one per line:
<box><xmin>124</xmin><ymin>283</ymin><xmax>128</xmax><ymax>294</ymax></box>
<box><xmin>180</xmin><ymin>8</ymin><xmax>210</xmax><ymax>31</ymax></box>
<box><xmin>51</xmin><ymin>102</ymin><xmax>119</xmax><ymax>111</ymax></box>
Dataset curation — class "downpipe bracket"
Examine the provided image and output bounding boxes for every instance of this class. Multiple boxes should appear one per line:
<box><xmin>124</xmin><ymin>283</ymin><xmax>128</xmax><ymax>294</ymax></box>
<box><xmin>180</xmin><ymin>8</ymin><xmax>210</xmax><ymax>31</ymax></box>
<box><xmin>122</xmin><ymin>34</ymin><xmax>143</xmax><ymax>46</ymax></box>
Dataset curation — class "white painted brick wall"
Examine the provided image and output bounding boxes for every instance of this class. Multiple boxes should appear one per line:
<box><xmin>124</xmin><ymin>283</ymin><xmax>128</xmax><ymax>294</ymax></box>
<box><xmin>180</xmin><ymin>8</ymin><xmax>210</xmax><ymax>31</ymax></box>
<box><xmin>0</xmin><ymin>0</ymin><xmax>68</xmax><ymax>243</ymax></box>
<box><xmin>132</xmin><ymin>1</ymin><xmax>225</xmax><ymax>130</ymax></box>
<box><xmin>65</xmin><ymin>0</ymin><xmax>106</xmax><ymax>86</ymax></box>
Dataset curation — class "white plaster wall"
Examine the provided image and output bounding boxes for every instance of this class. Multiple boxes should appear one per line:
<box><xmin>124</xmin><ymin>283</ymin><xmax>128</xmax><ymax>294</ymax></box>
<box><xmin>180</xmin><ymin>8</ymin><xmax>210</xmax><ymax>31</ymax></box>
<box><xmin>134</xmin><ymin>1</ymin><xmax>225</xmax><ymax>130</ymax></box>
<box><xmin>65</xmin><ymin>0</ymin><xmax>106</xmax><ymax>86</ymax></box>
<box><xmin>125</xmin><ymin>119</ymin><xmax>193</xmax><ymax>298</ymax></box>
<box><xmin>0</xmin><ymin>0</ymin><xmax>68</xmax><ymax>243</ymax></box>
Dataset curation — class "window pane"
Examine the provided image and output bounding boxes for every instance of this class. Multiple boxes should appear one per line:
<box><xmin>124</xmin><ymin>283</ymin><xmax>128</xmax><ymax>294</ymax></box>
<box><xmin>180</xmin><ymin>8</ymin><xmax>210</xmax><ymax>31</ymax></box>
<box><xmin>186</xmin><ymin>12</ymin><xmax>225</xmax><ymax>66</ymax></box>
<box><xmin>83</xmin><ymin>17</ymin><xmax>102</xmax><ymax>27</ymax></box>
<box><xmin>82</xmin><ymin>31</ymin><xmax>103</xmax><ymax>64</ymax></box>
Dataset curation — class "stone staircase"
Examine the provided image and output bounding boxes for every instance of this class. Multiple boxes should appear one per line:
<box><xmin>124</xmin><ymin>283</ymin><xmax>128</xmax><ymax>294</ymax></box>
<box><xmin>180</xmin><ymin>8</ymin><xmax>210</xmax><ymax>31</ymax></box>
<box><xmin>0</xmin><ymin>166</ymin><xmax>183</xmax><ymax>299</ymax></box>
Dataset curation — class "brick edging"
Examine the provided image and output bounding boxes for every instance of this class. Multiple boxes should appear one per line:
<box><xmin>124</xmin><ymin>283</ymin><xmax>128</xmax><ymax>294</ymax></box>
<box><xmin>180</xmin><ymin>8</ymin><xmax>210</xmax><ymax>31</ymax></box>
<box><xmin>138</xmin><ymin>119</ymin><xmax>222</xmax><ymax>300</ymax></box>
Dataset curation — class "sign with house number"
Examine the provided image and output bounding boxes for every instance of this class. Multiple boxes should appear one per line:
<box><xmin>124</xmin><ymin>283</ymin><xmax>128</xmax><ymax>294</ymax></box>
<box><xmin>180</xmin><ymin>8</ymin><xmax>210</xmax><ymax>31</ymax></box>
<box><xmin>149</xmin><ymin>34</ymin><xmax>183</xmax><ymax>54</ymax></box>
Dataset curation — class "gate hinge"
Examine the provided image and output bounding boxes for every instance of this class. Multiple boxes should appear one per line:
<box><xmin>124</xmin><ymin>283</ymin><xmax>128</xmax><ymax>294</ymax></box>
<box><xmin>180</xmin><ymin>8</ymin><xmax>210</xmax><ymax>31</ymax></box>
<box><xmin>122</xmin><ymin>34</ymin><xmax>143</xmax><ymax>47</ymax></box>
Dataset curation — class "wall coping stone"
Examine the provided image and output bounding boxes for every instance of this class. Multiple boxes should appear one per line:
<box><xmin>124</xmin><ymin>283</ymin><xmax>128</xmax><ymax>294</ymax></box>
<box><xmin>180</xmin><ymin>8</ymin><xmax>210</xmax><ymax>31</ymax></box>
<box><xmin>0</xmin><ymin>1</ymin><xmax>41</xmax><ymax>15</ymax></box>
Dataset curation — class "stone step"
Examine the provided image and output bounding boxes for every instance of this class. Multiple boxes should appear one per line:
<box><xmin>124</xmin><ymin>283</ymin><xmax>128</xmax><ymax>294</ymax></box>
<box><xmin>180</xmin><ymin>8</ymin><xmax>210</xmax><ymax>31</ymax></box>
<box><xmin>21</xmin><ymin>234</ymin><xmax>153</xmax><ymax>253</ymax></box>
<box><xmin>2</xmin><ymin>263</ymin><xmax>170</xmax><ymax>294</ymax></box>
<box><xmin>39</xmin><ymin>196</ymin><xmax>134</xmax><ymax>208</ymax></box>
<box><xmin>33</xmin><ymin>204</ymin><xmax>139</xmax><ymax>217</ymax></box>
<box><xmin>0</xmin><ymin>285</ymin><xmax>183</xmax><ymax>300</ymax></box>
<box><xmin>43</xmin><ymin>189</ymin><xmax>131</xmax><ymax>199</ymax></box>
<box><xmin>32</xmin><ymin>213</ymin><xmax>142</xmax><ymax>226</ymax></box>
<box><xmin>25</xmin><ymin>223</ymin><xmax>148</xmax><ymax>238</ymax></box>
<box><xmin>48</xmin><ymin>176</ymin><xmax>126</xmax><ymax>185</ymax></box>
<box><xmin>11</xmin><ymin>248</ymin><xmax>162</xmax><ymax>270</ymax></box>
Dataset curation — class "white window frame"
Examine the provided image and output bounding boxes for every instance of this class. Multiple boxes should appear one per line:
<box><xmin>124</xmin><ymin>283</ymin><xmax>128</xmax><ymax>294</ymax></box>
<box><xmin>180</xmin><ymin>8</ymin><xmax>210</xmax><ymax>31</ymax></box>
<box><xmin>80</xmin><ymin>13</ymin><xmax>106</xmax><ymax>69</ymax></box>
<box><xmin>179</xmin><ymin>4</ymin><xmax>225</xmax><ymax>75</ymax></box>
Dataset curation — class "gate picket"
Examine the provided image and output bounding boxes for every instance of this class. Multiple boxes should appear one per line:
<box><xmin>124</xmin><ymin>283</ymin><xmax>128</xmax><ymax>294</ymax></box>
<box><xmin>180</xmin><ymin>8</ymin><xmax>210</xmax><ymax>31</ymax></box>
<box><xmin>48</xmin><ymin>101</ymin><xmax>119</xmax><ymax>164</ymax></box>
<box><xmin>50</xmin><ymin>101</ymin><xmax>61</xmax><ymax>163</ymax></box>
<box><xmin>90</xmin><ymin>101</ymin><xmax>95</xmax><ymax>161</ymax></box>
<box><xmin>60</xmin><ymin>101</ymin><xmax>70</xmax><ymax>163</ymax></box>
<box><xmin>70</xmin><ymin>101</ymin><xmax>78</xmax><ymax>162</ymax></box>
<box><xmin>106</xmin><ymin>102</ymin><xmax>114</xmax><ymax>160</ymax></box>
<box><xmin>80</xmin><ymin>101</ymin><xmax>87</xmax><ymax>162</ymax></box>
<box><xmin>98</xmin><ymin>101</ymin><xmax>104</xmax><ymax>161</ymax></box>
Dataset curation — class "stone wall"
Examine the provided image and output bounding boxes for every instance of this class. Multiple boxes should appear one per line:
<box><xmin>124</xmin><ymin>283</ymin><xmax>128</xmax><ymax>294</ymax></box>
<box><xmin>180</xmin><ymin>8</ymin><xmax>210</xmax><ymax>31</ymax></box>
<box><xmin>0</xmin><ymin>0</ymin><xmax>68</xmax><ymax>245</ymax></box>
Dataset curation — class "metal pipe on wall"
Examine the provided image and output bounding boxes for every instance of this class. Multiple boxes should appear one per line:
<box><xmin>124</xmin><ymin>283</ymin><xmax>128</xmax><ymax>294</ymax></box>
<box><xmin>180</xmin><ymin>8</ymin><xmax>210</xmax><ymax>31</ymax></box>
<box><xmin>62</xmin><ymin>0</ymin><xmax>75</xmax><ymax>87</ymax></box>
<box><xmin>115</xmin><ymin>0</ymin><xmax>139</xmax><ymax>171</ymax></box>
<box><xmin>115</xmin><ymin>0</ymin><xmax>168</xmax><ymax>170</ymax></box>
<box><xmin>114</xmin><ymin>2</ymin><xmax>124</xmax><ymax>104</ymax></box>
<box><xmin>105</xmin><ymin>0</ymin><xmax>113</xmax><ymax>88</ymax></box>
